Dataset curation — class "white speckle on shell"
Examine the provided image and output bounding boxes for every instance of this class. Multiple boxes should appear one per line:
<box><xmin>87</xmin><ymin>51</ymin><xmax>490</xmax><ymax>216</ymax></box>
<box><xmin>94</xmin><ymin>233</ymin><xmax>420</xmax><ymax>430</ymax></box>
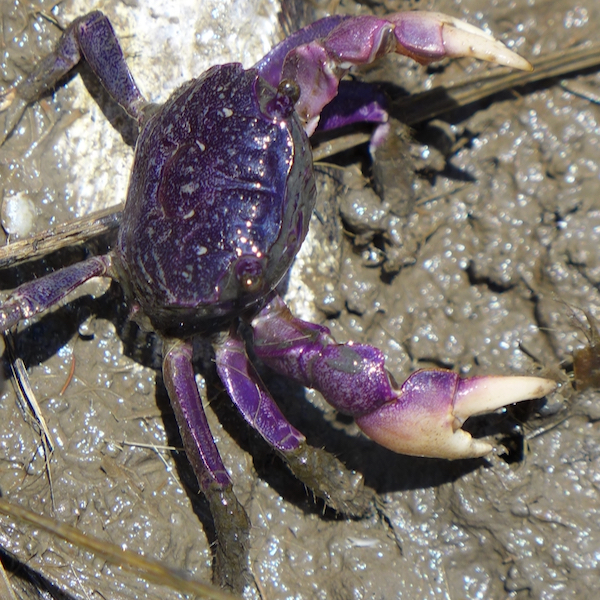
<box><xmin>1</xmin><ymin>191</ymin><xmax>36</xmax><ymax>238</ymax></box>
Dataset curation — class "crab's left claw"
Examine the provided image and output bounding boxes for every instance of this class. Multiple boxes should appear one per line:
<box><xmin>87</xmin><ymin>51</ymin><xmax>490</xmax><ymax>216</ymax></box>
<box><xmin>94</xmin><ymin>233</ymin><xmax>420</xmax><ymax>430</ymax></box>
<box><xmin>355</xmin><ymin>371</ymin><xmax>555</xmax><ymax>459</ymax></box>
<box><xmin>389</xmin><ymin>11</ymin><xmax>533</xmax><ymax>72</ymax></box>
<box><xmin>252</xmin><ymin>296</ymin><xmax>557</xmax><ymax>460</ymax></box>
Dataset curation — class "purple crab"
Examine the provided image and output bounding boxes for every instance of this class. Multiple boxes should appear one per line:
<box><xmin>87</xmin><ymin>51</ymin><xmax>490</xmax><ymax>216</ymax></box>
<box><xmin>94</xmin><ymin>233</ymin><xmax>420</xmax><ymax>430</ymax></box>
<box><xmin>0</xmin><ymin>9</ymin><xmax>555</xmax><ymax>592</ymax></box>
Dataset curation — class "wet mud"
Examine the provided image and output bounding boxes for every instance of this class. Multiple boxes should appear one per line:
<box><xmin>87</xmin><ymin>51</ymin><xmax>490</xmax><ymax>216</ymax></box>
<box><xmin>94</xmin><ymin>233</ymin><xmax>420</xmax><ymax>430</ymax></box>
<box><xmin>1</xmin><ymin>0</ymin><xmax>600</xmax><ymax>598</ymax></box>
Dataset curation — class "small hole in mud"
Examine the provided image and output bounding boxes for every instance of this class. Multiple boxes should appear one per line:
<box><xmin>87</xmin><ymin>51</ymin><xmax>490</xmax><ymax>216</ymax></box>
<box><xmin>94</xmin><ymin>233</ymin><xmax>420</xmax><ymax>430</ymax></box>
<box><xmin>463</xmin><ymin>411</ymin><xmax>526</xmax><ymax>466</ymax></box>
<box><xmin>498</xmin><ymin>435</ymin><xmax>525</xmax><ymax>464</ymax></box>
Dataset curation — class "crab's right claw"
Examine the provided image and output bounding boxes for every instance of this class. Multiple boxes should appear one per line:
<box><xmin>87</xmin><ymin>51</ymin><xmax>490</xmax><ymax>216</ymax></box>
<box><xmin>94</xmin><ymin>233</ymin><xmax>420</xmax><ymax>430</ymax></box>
<box><xmin>355</xmin><ymin>371</ymin><xmax>556</xmax><ymax>459</ymax></box>
<box><xmin>389</xmin><ymin>11</ymin><xmax>533</xmax><ymax>71</ymax></box>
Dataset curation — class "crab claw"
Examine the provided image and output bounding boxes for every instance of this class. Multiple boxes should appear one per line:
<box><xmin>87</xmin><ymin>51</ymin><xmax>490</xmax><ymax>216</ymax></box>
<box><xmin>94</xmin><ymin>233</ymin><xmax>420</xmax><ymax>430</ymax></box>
<box><xmin>252</xmin><ymin>296</ymin><xmax>556</xmax><ymax>461</ymax></box>
<box><xmin>388</xmin><ymin>11</ymin><xmax>533</xmax><ymax>71</ymax></box>
<box><xmin>264</xmin><ymin>10</ymin><xmax>533</xmax><ymax>134</ymax></box>
<box><xmin>355</xmin><ymin>370</ymin><xmax>556</xmax><ymax>459</ymax></box>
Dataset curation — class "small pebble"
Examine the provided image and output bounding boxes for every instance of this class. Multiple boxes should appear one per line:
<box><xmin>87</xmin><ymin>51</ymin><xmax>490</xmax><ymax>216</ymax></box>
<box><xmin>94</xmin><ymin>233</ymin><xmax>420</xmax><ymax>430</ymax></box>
<box><xmin>1</xmin><ymin>191</ymin><xmax>36</xmax><ymax>238</ymax></box>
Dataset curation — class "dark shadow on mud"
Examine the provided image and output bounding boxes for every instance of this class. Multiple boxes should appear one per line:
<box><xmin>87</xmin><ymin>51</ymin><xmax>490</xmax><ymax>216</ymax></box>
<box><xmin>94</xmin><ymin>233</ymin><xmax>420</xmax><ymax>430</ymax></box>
<box><xmin>0</xmin><ymin>543</ymin><xmax>76</xmax><ymax>600</ymax></box>
<box><xmin>2</xmin><ymin>280</ymin><xmax>527</xmax><ymax>514</ymax></box>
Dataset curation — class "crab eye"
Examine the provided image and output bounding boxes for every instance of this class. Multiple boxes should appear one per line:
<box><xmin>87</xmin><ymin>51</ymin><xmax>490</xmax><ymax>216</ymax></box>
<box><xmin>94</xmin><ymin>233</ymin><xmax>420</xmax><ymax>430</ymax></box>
<box><xmin>263</xmin><ymin>78</ymin><xmax>300</xmax><ymax>119</ymax></box>
<box><xmin>235</xmin><ymin>256</ymin><xmax>264</xmax><ymax>293</ymax></box>
<box><xmin>277</xmin><ymin>79</ymin><xmax>300</xmax><ymax>104</ymax></box>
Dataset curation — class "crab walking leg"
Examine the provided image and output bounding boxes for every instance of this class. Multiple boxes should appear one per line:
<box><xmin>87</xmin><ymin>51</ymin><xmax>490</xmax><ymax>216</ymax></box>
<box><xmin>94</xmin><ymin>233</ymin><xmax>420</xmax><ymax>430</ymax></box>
<box><xmin>214</xmin><ymin>330</ymin><xmax>305</xmax><ymax>451</ymax></box>
<box><xmin>252</xmin><ymin>296</ymin><xmax>556</xmax><ymax>460</ymax></box>
<box><xmin>264</xmin><ymin>11</ymin><xmax>532</xmax><ymax>134</ymax></box>
<box><xmin>214</xmin><ymin>330</ymin><xmax>373</xmax><ymax>515</ymax></box>
<box><xmin>162</xmin><ymin>340</ymin><xmax>249</xmax><ymax>592</ymax></box>
<box><xmin>0</xmin><ymin>255</ymin><xmax>111</xmax><ymax>331</ymax></box>
<box><xmin>0</xmin><ymin>11</ymin><xmax>147</xmax><ymax>144</ymax></box>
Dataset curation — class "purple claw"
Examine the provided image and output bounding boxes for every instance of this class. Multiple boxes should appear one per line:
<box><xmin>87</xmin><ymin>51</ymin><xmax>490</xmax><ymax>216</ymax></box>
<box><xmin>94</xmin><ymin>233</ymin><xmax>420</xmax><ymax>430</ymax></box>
<box><xmin>355</xmin><ymin>371</ymin><xmax>556</xmax><ymax>459</ymax></box>
<box><xmin>252</xmin><ymin>296</ymin><xmax>556</xmax><ymax>460</ymax></box>
<box><xmin>268</xmin><ymin>11</ymin><xmax>532</xmax><ymax>134</ymax></box>
<box><xmin>388</xmin><ymin>11</ymin><xmax>533</xmax><ymax>71</ymax></box>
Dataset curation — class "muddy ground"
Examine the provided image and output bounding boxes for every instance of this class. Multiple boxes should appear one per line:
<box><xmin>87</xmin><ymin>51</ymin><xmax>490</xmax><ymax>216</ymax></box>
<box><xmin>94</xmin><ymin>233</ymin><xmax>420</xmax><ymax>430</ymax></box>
<box><xmin>1</xmin><ymin>0</ymin><xmax>600</xmax><ymax>598</ymax></box>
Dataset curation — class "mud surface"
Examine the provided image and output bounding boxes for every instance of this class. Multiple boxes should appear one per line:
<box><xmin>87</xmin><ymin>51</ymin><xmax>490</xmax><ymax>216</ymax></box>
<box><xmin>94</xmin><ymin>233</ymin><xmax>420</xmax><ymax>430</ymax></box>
<box><xmin>1</xmin><ymin>0</ymin><xmax>600</xmax><ymax>598</ymax></box>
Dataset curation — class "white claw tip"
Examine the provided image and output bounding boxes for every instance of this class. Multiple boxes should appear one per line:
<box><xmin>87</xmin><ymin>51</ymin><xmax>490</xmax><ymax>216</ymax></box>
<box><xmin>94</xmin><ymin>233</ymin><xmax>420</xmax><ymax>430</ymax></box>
<box><xmin>439</xmin><ymin>13</ymin><xmax>533</xmax><ymax>71</ymax></box>
<box><xmin>455</xmin><ymin>376</ymin><xmax>557</xmax><ymax>422</ymax></box>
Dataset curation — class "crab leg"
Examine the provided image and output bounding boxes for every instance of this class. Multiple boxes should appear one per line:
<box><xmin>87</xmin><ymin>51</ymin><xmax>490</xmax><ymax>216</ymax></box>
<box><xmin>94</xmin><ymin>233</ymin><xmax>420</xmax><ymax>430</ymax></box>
<box><xmin>214</xmin><ymin>330</ymin><xmax>372</xmax><ymax>515</ymax></box>
<box><xmin>0</xmin><ymin>255</ymin><xmax>111</xmax><ymax>331</ymax></box>
<box><xmin>214</xmin><ymin>330</ymin><xmax>305</xmax><ymax>451</ymax></box>
<box><xmin>162</xmin><ymin>340</ymin><xmax>249</xmax><ymax>591</ymax></box>
<box><xmin>0</xmin><ymin>11</ymin><xmax>147</xmax><ymax>144</ymax></box>
<box><xmin>256</xmin><ymin>11</ymin><xmax>532</xmax><ymax>134</ymax></box>
<box><xmin>251</xmin><ymin>296</ymin><xmax>556</xmax><ymax>460</ymax></box>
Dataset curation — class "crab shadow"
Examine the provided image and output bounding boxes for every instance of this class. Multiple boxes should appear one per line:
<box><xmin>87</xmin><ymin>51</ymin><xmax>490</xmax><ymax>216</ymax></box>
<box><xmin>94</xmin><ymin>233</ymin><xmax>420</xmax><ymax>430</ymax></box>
<box><xmin>237</xmin><ymin>370</ymin><xmax>519</xmax><ymax>500</ymax></box>
<box><xmin>1</xmin><ymin>266</ymin><xmax>525</xmax><ymax>519</ymax></box>
<box><xmin>0</xmin><ymin>543</ymin><xmax>76</xmax><ymax>600</ymax></box>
